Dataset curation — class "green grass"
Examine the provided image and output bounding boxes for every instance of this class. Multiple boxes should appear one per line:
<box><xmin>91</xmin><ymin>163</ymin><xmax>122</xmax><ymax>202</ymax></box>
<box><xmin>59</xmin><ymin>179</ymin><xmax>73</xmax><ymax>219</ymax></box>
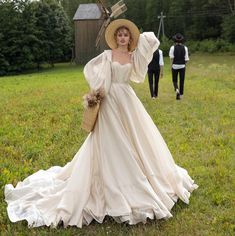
<box><xmin>0</xmin><ymin>53</ymin><xmax>234</xmax><ymax>235</ymax></box>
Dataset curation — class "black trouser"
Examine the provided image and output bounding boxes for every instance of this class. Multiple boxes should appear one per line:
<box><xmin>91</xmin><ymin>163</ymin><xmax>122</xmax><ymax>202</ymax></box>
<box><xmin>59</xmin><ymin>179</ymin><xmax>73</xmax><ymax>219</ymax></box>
<box><xmin>148</xmin><ymin>69</ymin><xmax>160</xmax><ymax>97</ymax></box>
<box><xmin>172</xmin><ymin>67</ymin><xmax>185</xmax><ymax>95</ymax></box>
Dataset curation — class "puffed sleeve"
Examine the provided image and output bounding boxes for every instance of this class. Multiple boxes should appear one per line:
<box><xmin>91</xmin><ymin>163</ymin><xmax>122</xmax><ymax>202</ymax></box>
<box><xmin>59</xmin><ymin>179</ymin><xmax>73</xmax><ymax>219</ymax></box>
<box><xmin>130</xmin><ymin>32</ymin><xmax>160</xmax><ymax>83</ymax></box>
<box><xmin>83</xmin><ymin>51</ymin><xmax>112</xmax><ymax>94</ymax></box>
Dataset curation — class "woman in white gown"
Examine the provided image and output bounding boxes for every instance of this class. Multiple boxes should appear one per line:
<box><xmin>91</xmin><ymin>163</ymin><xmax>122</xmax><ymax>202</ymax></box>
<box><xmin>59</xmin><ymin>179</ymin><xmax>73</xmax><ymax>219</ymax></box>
<box><xmin>4</xmin><ymin>19</ymin><xmax>198</xmax><ymax>228</ymax></box>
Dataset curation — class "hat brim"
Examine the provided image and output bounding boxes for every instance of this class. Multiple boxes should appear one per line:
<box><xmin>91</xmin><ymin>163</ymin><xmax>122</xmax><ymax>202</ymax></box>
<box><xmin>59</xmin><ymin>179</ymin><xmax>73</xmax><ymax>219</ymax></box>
<box><xmin>173</xmin><ymin>34</ymin><xmax>184</xmax><ymax>42</ymax></box>
<box><xmin>105</xmin><ymin>19</ymin><xmax>140</xmax><ymax>52</ymax></box>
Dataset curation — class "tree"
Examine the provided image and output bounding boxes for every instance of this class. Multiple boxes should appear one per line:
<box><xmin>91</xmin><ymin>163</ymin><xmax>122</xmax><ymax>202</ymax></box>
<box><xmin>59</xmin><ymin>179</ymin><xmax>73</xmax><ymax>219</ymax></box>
<box><xmin>222</xmin><ymin>15</ymin><xmax>235</xmax><ymax>42</ymax></box>
<box><xmin>33</xmin><ymin>0</ymin><xmax>72</xmax><ymax>67</ymax></box>
<box><xmin>0</xmin><ymin>0</ymin><xmax>38</xmax><ymax>74</ymax></box>
<box><xmin>0</xmin><ymin>0</ymin><xmax>72</xmax><ymax>75</ymax></box>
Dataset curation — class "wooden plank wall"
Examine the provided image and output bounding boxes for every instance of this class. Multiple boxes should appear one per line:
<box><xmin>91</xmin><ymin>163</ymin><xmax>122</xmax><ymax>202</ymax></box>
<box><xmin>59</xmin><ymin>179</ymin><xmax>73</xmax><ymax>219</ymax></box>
<box><xmin>74</xmin><ymin>20</ymin><xmax>108</xmax><ymax>64</ymax></box>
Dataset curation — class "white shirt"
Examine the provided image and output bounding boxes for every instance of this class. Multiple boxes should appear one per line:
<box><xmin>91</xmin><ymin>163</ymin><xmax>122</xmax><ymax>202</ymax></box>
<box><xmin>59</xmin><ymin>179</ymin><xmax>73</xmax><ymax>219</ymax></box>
<box><xmin>169</xmin><ymin>45</ymin><xmax>189</xmax><ymax>69</ymax></box>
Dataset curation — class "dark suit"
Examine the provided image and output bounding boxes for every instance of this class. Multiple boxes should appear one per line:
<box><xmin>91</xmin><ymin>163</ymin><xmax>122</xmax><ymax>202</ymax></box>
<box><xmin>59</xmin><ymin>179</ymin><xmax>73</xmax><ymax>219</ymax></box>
<box><xmin>147</xmin><ymin>49</ymin><xmax>162</xmax><ymax>98</ymax></box>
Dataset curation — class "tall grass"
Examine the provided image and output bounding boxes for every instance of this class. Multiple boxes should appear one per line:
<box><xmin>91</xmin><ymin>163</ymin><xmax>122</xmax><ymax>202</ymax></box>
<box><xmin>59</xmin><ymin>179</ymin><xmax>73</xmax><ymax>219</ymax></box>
<box><xmin>0</xmin><ymin>54</ymin><xmax>234</xmax><ymax>235</ymax></box>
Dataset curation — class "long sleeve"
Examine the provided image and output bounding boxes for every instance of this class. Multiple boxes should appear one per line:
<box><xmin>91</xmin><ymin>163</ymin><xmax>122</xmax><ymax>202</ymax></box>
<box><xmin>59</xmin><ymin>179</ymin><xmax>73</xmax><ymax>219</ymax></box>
<box><xmin>169</xmin><ymin>46</ymin><xmax>174</xmax><ymax>59</ymax></box>
<box><xmin>159</xmin><ymin>49</ymin><xmax>164</xmax><ymax>66</ymax></box>
<box><xmin>130</xmin><ymin>32</ymin><xmax>160</xmax><ymax>83</ymax></box>
<box><xmin>83</xmin><ymin>51</ymin><xmax>112</xmax><ymax>94</ymax></box>
<box><xmin>185</xmin><ymin>46</ymin><xmax>189</xmax><ymax>61</ymax></box>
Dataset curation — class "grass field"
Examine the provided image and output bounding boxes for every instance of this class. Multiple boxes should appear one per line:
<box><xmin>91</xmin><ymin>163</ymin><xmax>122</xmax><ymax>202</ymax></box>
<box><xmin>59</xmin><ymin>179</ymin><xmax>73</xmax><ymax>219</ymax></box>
<box><xmin>0</xmin><ymin>53</ymin><xmax>234</xmax><ymax>235</ymax></box>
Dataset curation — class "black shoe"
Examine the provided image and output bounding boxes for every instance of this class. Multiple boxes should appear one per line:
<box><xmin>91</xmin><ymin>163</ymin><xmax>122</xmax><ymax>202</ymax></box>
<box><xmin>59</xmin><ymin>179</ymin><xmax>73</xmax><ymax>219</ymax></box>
<box><xmin>176</xmin><ymin>91</ymin><xmax>180</xmax><ymax>100</ymax></box>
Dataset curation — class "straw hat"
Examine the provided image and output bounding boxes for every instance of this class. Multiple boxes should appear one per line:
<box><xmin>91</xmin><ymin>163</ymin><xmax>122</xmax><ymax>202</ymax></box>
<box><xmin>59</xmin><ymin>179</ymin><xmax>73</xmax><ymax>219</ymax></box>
<box><xmin>105</xmin><ymin>19</ymin><xmax>140</xmax><ymax>51</ymax></box>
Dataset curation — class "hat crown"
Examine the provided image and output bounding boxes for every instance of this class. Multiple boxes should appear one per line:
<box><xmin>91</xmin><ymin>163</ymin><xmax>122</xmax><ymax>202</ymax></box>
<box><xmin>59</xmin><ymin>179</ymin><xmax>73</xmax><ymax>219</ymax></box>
<box><xmin>176</xmin><ymin>33</ymin><xmax>183</xmax><ymax>38</ymax></box>
<box><xmin>173</xmin><ymin>33</ymin><xmax>184</xmax><ymax>42</ymax></box>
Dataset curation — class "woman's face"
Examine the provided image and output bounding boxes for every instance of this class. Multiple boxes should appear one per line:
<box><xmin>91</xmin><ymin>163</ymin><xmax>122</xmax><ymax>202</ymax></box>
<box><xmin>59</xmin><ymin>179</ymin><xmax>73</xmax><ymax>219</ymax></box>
<box><xmin>115</xmin><ymin>28</ymin><xmax>131</xmax><ymax>47</ymax></box>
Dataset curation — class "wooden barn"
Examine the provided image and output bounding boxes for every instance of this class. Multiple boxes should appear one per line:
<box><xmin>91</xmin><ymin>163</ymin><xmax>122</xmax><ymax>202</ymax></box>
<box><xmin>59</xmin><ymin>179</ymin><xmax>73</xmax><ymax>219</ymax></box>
<box><xmin>73</xmin><ymin>3</ymin><xmax>108</xmax><ymax>64</ymax></box>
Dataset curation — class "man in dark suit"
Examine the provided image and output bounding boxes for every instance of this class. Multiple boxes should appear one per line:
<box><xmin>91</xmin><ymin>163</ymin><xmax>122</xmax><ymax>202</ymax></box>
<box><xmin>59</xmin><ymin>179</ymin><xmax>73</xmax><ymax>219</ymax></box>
<box><xmin>147</xmin><ymin>49</ymin><xmax>164</xmax><ymax>99</ymax></box>
<box><xmin>169</xmin><ymin>33</ymin><xmax>189</xmax><ymax>100</ymax></box>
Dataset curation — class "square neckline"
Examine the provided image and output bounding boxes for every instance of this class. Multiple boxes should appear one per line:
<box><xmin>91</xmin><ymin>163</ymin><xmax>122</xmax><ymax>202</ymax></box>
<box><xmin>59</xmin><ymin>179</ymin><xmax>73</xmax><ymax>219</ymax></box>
<box><xmin>112</xmin><ymin>61</ymin><xmax>132</xmax><ymax>66</ymax></box>
<box><xmin>111</xmin><ymin>50</ymin><xmax>133</xmax><ymax>66</ymax></box>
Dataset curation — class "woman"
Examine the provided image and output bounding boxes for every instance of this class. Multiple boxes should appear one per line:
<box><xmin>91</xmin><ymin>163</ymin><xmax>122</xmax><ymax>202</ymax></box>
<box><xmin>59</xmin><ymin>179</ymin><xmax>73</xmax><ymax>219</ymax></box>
<box><xmin>4</xmin><ymin>19</ymin><xmax>198</xmax><ymax>228</ymax></box>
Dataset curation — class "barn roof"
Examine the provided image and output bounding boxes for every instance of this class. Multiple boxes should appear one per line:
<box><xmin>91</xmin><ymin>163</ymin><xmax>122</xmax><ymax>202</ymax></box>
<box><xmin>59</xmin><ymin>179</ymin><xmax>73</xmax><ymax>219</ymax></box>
<box><xmin>73</xmin><ymin>3</ymin><xmax>103</xmax><ymax>20</ymax></box>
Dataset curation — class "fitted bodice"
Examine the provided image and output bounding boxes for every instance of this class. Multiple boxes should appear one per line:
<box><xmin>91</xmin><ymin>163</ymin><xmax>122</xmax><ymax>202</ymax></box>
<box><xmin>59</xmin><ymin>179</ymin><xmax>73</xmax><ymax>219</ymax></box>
<box><xmin>111</xmin><ymin>61</ymin><xmax>132</xmax><ymax>84</ymax></box>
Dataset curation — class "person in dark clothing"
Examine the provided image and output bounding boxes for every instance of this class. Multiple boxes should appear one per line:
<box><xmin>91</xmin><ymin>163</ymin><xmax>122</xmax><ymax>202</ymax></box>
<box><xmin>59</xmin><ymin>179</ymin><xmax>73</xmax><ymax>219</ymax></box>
<box><xmin>169</xmin><ymin>33</ymin><xmax>189</xmax><ymax>100</ymax></box>
<box><xmin>147</xmin><ymin>49</ymin><xmax>164</xmax><ymax>99</ymax></box>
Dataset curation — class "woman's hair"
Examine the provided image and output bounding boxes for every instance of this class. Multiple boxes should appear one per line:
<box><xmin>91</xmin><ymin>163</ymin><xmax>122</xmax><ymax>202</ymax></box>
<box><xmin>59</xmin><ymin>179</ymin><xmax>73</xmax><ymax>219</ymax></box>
<box><xmin>114</xmin><ymin>26</ymin><xmax>132</xmax><ymax>51</ymax></box>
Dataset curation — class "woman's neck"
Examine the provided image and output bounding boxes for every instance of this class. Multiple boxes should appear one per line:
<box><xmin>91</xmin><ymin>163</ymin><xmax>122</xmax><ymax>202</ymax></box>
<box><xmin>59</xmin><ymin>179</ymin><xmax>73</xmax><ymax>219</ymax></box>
<box><xmin>116</xmin><ymin>46</ymin><xmax>129</xmax><ymax>53</ymax></box>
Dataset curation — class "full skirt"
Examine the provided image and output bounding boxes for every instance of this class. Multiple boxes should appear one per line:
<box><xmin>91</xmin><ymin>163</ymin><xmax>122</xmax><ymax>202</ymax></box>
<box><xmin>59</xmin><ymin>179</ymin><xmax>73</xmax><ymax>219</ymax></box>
<box><xmin>5</xmin><ymin>83</ymin><xmax>198</xmax><ymax>228</ymax></box>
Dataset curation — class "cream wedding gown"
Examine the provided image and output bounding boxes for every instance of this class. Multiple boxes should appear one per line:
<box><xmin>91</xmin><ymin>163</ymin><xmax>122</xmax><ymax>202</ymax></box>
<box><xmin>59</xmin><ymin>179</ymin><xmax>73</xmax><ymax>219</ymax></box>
<box><xmin>4</xmin><ymin>33</ymin><xmax>198</xmax><ymax>228</ymax></box>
